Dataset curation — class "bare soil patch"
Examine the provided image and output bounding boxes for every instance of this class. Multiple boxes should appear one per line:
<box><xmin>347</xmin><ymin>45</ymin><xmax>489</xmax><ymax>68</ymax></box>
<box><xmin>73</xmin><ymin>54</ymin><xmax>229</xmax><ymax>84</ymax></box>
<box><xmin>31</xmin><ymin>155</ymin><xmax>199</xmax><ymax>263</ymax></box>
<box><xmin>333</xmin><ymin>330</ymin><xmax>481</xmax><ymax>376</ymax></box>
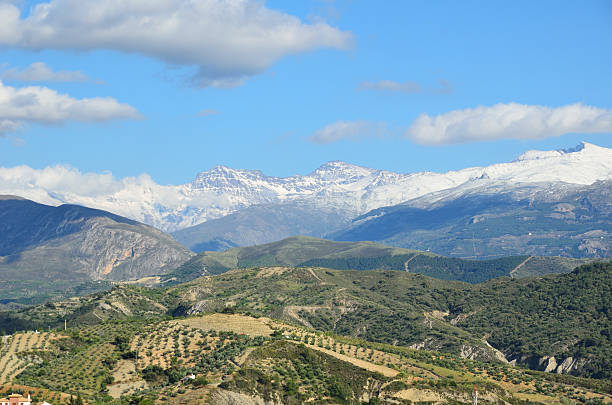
<box><xmin>173</xmin><ymin>314</ymin><xmax>273</xmax><ymax>336</ymax></box>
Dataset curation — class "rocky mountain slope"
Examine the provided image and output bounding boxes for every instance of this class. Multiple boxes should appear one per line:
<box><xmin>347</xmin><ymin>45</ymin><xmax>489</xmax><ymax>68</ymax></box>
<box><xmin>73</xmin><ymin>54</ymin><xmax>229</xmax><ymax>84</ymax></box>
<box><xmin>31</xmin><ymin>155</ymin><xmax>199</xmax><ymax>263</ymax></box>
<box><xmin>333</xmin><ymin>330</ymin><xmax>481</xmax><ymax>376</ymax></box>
<box><xmin>0</xmin><ymin>196</ymin><xmax>193</xmax><ymax>304</ymax></box>
<box><xmin>2</xmin><ymin>142</ymin><xmax>611</xmax><ymax>236</ymax></box>
<box><xmin>333</xmin><ymin>180</ymin><xmax>612</xmax><ymax>258</ymax></box>
<box><xmin>171</xmin><ymin>201</ymin><xmax>351</xmax><ymax>252</ymax></box>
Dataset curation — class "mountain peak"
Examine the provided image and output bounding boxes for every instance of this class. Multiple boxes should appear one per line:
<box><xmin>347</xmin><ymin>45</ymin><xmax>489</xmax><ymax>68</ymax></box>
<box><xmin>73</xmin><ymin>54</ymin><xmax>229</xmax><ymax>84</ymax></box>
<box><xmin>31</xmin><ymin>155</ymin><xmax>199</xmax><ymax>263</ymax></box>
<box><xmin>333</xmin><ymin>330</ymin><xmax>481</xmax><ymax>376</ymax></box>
<box><xmin>311</xmin><ymin>161</ymin><xmax>376</xmax><ymax>179</ymax></box>
<box><xmin>514</xmin><ymin>142</ymin><xmax>610</xmax><ymax>162</ymax></box>
<box><xmin>191</xmin><ymin>165</ymin><xmax>267</xmax><ymax>188</ymax></box>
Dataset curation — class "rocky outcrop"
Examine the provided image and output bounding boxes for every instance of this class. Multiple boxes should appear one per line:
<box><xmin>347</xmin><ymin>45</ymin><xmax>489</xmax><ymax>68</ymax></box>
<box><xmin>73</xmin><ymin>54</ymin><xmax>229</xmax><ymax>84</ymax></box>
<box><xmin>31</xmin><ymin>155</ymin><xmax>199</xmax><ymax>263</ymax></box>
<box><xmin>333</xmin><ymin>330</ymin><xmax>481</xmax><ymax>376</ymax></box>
<box><xmin>459</xmin><ymin>343</ymin><xmax>508</xmax><ymax>363</ymax></box>
<box><xmin>409</xmin><ymin>336</ymin><xmax>505</xmax><ymax>364</ymax></box>
<box><xmin>509</xmin><ymin>355</ymin><xmax>589</xmax><ymax>375</ymax></box>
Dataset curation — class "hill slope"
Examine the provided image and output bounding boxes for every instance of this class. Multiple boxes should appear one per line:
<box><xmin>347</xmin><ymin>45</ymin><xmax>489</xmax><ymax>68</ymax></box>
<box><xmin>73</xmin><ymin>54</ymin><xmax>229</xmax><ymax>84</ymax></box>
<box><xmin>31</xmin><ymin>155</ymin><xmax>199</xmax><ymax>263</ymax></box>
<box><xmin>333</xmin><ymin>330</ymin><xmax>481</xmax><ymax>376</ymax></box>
<box><xmin>171</xmin><ymin>202</ymin><xmax>351</xmax><ymax>252</ymax></box>
<box><xmin>4</xmin><ymin>314</ymin><xmax>610</xmax><ymax>404</ymax></box>
<box><xmin>6</xmin><ymin>261</ymin><xmax>610</xmax><ymax>380</ymax></box>
<box><xmin>0</xmin><ymin>196</ymin><xmax>193</xmax><ymax>305</ymax></box>
<box><xmin>169</xmin><ymin>236</ymin><xmax>588</xmax><ymax>284</ymax></box>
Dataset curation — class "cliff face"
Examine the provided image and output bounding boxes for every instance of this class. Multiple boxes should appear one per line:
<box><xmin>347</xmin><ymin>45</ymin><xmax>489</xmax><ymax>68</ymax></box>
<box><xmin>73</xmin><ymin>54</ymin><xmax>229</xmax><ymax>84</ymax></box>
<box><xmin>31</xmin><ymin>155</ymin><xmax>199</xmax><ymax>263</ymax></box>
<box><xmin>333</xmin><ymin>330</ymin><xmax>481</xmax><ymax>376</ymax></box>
<box><xmin>0</xmin><ymin>196</ymin><xmax>193</xmax><ymax>284</ymax></box>
<box><xmin>507</xmin><ymin>355</ymin><xmax>589</xmax><ymax>376</ymax></box>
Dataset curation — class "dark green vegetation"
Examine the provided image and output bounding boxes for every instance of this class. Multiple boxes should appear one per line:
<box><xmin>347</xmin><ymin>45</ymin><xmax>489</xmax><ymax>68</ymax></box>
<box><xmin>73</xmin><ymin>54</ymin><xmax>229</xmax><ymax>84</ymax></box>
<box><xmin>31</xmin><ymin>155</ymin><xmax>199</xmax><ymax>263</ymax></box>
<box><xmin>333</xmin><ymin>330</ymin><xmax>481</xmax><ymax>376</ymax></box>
<box><xmin>333</xmin><ymin>181</ymin><xmax>612</xmax><ymax>259</ymax></box>
<box><xmin>221</xmin><ymin>340</ymin><xmax>386</xmax><ymax>404</ymax></box>
<box><xmin>0</xmin><ymin>196</ymin><xmax>193</xmax><ymax>305</ymax></box>
<box><xmin>170</xmin><ymin>262</ymin><xmax>612</xmax><ymax>380</ymax></box>
<box><xmin>168</xmin><ymin>236</ymin><xmax>416</xmax><ymax>281</ymax></box>
<box><xmin>0</xmin><ymin>262</ymin><xmax>611</xmax><ymax>403</ymax></box>
<box><xmin>169</xmin><ymin>235</ymin><xmax>589</xmax><ymax>284</ymax></box>
<box><xmin>301</xmin><ymin>253</ymin><xmax>531</xmax><ymax>283</ymax></box>
<box><xmin>0</xmin><ymin>279</ymin><xmax>114</xmax><ymax>309</ymax></box>
<box><xmin>454</xmin><ymin>262</ymin><xmax>612</xmax><ymax>379</ymax></box>
<box><xmin>4</xmin><ymin>262</ymin><xmax>610</xmax><ymax>381</ymax></box>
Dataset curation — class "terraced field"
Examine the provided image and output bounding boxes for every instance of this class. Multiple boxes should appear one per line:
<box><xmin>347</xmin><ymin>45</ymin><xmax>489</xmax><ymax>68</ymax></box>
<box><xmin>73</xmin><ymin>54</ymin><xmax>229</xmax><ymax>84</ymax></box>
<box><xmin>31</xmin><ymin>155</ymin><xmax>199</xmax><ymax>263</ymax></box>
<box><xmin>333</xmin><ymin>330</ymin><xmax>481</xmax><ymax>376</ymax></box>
<box><xmin>0</xmin><ymin>316</ymin><xmax>609</xmax><ymax>404</ymax></box>
<box><xmin>14</xmin><ymin>321</ymin><xmax>147</xmax><ymax>397</ymax></box>
<box><xmin>0</xmin><ymin>331</ymin><xmax>57</xmax><ymax>384</ymax></box>
<box><xmin>132</xmin><ymin>323</ymin><xmax>221</xmax><ymax>370</ymax></box>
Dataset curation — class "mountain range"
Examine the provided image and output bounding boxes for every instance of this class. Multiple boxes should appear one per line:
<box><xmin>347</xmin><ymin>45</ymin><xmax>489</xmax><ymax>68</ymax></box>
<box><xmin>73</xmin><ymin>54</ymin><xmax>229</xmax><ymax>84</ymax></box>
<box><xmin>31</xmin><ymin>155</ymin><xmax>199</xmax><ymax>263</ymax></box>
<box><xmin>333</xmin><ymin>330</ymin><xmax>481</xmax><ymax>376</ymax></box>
<box><xmin>1</xmin><ymin>142</ymin><xmax>611</xmax><ymax>259</ymax></box>
<box><xmin>1</xmin><ymin>142</ymin><xmax>610</xmax><ymax>227</ymax></box>
<box><xmin>334</xmin><ymin>180</ymin><xmax>612</xmax><ymax>258</ymax></box>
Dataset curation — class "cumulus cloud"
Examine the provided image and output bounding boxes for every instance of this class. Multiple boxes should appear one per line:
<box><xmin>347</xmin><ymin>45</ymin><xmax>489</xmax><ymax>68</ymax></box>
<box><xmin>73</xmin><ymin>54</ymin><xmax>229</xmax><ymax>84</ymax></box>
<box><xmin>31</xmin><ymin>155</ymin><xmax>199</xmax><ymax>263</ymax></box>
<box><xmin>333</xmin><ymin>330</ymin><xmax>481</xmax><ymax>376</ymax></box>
<box><xmin>406</xmin><ymin>103</ymin><xmax>612</xmax><ymax>145</ymax></box>
<box><xmin>309</xmin><ymin>120</ymin><xmax>387</xmax><ymax>144</ymax></box>
<box><xmin>0</xmin><ymin>0</ymin><xmax>353</xmax><ymax>88</ymax></box>
<box><xmin>0</xmin><ymin>81</ymin><xmax>140</xmax><ymax>135</ymax></box>
<box><xmin>0</xmin><ymin>62</ymin><xmax>90</xmax><ymax>82</ymax></box>
<box><xmin>0</xmin><ymin>164</ymin><xmax>125</xmax><ymax>197</ymax></box>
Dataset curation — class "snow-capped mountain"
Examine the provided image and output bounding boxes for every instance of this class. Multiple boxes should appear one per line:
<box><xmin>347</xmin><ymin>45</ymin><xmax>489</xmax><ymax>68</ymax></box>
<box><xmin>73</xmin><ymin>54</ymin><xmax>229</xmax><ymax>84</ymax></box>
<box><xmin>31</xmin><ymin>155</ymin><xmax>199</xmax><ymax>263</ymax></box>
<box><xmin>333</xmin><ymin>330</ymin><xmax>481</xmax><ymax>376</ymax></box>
<box><xmin>1</xmin><ymin>142</ymin><xmax>611</xmax><ymax>232</ymax></box>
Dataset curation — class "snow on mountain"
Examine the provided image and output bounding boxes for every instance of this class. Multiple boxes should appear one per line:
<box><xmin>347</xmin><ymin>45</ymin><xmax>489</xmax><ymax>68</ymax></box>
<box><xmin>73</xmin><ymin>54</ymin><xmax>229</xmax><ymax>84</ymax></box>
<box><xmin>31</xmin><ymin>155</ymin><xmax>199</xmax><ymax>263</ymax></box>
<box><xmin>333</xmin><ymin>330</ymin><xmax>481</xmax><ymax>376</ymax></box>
<box><xmin>1</xmin><ymin>142</ymin><xmax>611</xmax><ymax>232</ymax></box>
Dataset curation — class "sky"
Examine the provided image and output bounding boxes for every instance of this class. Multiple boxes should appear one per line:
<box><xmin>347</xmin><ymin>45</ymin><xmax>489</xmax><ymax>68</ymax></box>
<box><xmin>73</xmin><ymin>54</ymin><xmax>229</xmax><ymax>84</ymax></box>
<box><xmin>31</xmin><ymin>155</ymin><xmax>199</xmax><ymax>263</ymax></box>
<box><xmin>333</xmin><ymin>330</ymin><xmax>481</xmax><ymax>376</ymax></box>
<box><xmin>0</xmin><ymin>0</ymin><xmax>611</xmax><ymax>185</ymax></box>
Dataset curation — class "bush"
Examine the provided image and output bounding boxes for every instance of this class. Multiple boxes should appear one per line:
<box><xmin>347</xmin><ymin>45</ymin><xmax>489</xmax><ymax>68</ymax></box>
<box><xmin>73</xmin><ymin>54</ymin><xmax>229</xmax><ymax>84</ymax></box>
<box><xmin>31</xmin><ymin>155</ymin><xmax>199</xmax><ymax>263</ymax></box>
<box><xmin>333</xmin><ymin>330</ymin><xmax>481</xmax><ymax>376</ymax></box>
<box><xmin>192</xmin><ymin>376</ymin><xmax>209</xmax><ymax>386</ymax></box>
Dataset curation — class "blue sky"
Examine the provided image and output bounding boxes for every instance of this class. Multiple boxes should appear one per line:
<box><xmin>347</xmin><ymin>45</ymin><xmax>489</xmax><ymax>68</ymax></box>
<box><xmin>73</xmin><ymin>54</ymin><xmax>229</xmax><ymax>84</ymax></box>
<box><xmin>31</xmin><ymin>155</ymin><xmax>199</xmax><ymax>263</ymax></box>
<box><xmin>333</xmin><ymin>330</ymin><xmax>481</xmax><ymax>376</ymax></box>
<box><xmin>0</xmin><ymin>0</ymin><xmax>611</xmax><ymax>184</ymax></box>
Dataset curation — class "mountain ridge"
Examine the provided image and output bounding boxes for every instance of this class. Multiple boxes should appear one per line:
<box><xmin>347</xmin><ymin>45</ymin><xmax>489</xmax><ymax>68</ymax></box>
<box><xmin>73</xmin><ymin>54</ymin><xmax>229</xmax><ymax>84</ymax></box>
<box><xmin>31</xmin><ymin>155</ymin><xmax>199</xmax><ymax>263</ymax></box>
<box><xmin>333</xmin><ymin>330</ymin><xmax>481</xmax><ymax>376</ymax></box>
<box><xmin>1</xmin><ymin>142</ymin><xmax>611</xmax><ymax>233</ymax></box>
<box><xmin>0</xmin><ymin>196</ymin><xmax>194</xmax><ymax>305</ymax></box>
<box><xmin>333</xmin><ymin>180</ymin><xmax>612</xmax><ymax>258</ymax></box>
<box><xmin>168</xmin><ymin>235</ymin><xmax>591</xmax><ymax>284</ymax></box>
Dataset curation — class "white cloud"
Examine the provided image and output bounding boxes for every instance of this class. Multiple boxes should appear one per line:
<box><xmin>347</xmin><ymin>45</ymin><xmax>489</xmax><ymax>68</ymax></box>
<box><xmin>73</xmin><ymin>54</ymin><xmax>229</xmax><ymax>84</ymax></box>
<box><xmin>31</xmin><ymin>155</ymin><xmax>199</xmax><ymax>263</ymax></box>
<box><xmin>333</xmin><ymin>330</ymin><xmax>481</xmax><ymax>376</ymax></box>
<box><xmin>0</xmin><ymin>164</ymin><xmax>125</xmax><ymax>197</ymax></box>
<box><xmin>406</xmin><ymin>103</ymin><xmax>612</xmax><ymax>145</ymax></box>
<box><xmin>359</xmin><ymin>80</ymin><xmax>421</xmax><ymax>93</ymax></box>
<box><xmin>309</xmin><ymin>120</ymin><xmax>386</xmax><ymax>144</ymax></box>
<box><xmin>0</xmin><ymin>0</ymin><xmax>353</xmax><ymax>88</ymax></box>
<box><xmin>0</xmin><ymin>81</ymin><xmax>140</xmax><ymax>135</ymax></box>
<box><xmin>0</xmin><ymin>62</ymin><xmax>90</xmax><ymax>82</ymax></box>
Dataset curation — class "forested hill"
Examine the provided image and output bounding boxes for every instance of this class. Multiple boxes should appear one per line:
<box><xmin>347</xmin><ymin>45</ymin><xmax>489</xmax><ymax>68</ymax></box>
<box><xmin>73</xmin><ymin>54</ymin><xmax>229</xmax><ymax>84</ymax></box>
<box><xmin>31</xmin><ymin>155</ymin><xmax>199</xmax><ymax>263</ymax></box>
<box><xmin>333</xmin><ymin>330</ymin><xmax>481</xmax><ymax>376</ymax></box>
<box><xmin>168</xmin><ymin>236</ymin><xmax>589</xmax><ymax>284</ymax></box>
<box><xmin>452</xmin><ymin>261</ymin><xmax>612</xmax><ymax>379</ymax></box>
<box><xmin>3</xmin><ymin>261</ymin><xmax>610</xmax><ymax>380</ymax></box>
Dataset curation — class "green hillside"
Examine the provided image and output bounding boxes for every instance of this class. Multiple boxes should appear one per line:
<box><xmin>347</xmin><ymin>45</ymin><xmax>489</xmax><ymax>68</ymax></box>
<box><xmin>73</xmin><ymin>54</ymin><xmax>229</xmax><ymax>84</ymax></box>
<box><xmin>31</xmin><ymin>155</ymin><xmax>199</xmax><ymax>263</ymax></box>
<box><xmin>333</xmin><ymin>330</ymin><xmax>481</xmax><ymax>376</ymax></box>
<box><xmin>167</xmin><ymin>236</ymin><xmax>418</xmax><ymax>282</ymax></box>
<box><xmin>3</xmin><ymin>261</ymin><xmax>610</xmax><ymax>382</ymax></box>
<box><xmin>4</xmin><ymin>315</ymin><xmax>611</xmax><ymax>404</ymax></box>
<box><xmin>167</xmin><ymin>236</ymin><xmax>588</xmax><ymax>284</ymax></box>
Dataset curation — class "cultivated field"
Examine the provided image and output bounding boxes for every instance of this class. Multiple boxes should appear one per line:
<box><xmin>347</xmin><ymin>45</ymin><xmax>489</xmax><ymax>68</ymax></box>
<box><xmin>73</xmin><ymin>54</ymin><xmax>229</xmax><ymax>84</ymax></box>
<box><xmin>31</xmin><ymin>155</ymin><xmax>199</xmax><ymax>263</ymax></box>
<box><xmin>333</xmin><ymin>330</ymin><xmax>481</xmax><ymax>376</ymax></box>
<box><xmin>0</xmin><ymin>331</ymin><xmax>57</xmax><ymax>384</ymax></box>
